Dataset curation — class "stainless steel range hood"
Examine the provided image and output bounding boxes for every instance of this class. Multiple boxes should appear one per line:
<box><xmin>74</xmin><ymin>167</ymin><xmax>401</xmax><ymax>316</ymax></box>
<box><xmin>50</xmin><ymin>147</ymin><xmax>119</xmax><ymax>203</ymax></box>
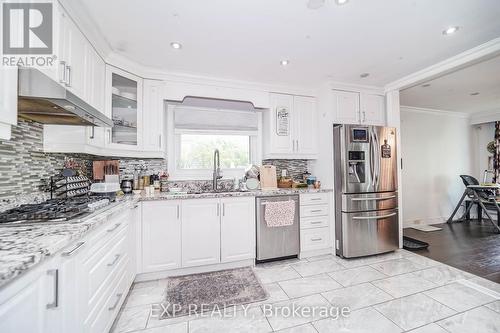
<box><xmin>17</xmin><ymin>67</ymin><xmax>113</xmax><ymax>127</ymax></box>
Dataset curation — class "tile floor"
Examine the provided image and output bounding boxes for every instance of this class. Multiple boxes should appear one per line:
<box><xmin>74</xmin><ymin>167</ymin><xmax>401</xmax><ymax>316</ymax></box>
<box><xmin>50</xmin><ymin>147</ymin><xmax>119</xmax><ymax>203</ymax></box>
<box><xmin>111</xmin><ymin>250</ymin><xmax>500</xmax><ymax>333</ymax></box>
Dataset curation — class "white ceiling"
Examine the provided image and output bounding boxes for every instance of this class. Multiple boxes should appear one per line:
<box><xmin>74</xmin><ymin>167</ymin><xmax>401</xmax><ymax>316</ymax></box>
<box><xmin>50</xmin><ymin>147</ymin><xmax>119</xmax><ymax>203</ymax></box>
<box><xmin>400</xmin><ymin>55</ymin><xmax>500</xmax><ymax>113</ymax></box>
<box><xmin>78</xmin><ymin>0</ymin><xmax>500</xmax><ymax>87</ymax></box>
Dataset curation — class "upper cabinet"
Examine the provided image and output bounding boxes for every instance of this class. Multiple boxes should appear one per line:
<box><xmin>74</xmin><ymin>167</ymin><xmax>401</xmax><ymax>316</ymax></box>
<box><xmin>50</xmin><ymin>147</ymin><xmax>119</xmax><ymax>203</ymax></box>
<box><xmin>331</xmin><ymin>89</ymin><xmax>386</xmax><ymax>126</ymax></box>
<box><xmin>142</xmin><ymin>80</ymin><xmax>164</xmax><ymax>152</ymax></box>
<box><xmin>263</xmin><ymin>93</ymin><xmax>318</xmax><ymax>159</ymax></box>
<box><xmin>105</xmin><ymin>66</ymin><xmax>143</xmax><ymax>150</ymax></box>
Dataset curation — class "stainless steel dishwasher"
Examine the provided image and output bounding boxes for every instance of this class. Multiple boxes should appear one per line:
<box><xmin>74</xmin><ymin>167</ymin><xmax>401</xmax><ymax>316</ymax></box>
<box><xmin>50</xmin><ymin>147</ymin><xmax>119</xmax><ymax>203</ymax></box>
<box><xmin>256</xmin><ymin>195</ymin><xmax>300</xmax><ymax>262</ymax></box>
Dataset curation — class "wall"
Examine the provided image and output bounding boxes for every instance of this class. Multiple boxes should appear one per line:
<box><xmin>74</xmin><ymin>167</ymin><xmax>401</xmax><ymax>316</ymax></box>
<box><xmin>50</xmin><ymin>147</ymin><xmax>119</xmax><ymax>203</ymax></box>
<box><xmin>400</xmin><ymin>107</ymin><xmax>473</xmax><ymax>226</ymax></box>
<box><xmin>471</xmin><ymin>122</ymin><xmax>496</xmax><ymax>182</ymax></box>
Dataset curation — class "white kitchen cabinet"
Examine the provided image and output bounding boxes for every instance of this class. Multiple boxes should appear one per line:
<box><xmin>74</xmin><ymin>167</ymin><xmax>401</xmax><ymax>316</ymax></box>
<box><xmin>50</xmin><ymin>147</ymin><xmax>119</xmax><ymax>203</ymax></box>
<box><xmin>220</xmin><ymin>197</ymin><xmax>255</xmax><ymax>263</ymax></box>
<box><xmin>299</xmin><ymin>193</ymin><xmax>332</xmax><ymax>255</ymax></box>
<box><xmin>105</xmin><ymin>66</ymin><xmax>143</xmax><ymax>150</ymax></box>
<box><xmin>263</xmin><ymin>93</ymin><xmax>318</xmax><ymax>159</ymax></box>
<box><xmin>331</xmin><ymin>89</ymin><xmax>386</xmax><ymax>126</ymax></box>
<box><xmin>0</xmin><ymin>259</ymin><xmax>61</xmax><ymax>333</ymax></box>
<box><xmin>142</xmin><ymin>80</ymin><xmax>165</xmax><ymax>152</ymax></box>
<box><xmin>141</xmin><ymin>201</ymin><xmax>182</xmax><ymax>272</ymax></box>
<box><xmin>360</xmin><ymin>93</ymin><xmax>386</xmax><ymax>126</ymax></box>
<box><xmin>181</xmin><ymin>199</ymin><xmax>221</xmax><ymax>267</ymax></box>
<box><xmin>0</xmin><ymin>67</ymin><xmax>18</xmax><ymax>140</ymax></box>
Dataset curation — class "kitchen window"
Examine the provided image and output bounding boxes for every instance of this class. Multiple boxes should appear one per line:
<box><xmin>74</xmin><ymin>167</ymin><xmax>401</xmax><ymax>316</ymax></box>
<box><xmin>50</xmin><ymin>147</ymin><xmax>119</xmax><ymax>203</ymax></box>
<box><xmin>167</xmin><ymin>103</ymin><xmax>262</xmax><ymax>180</ymax></box>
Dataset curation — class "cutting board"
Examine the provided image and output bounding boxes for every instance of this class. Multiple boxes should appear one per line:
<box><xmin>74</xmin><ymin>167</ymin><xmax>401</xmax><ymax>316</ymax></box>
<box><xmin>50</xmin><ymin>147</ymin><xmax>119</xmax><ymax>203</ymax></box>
<box><xmin>260</xmin><ymin>165</ymin><xmax>277</xmax><ymax>190</ymax></box>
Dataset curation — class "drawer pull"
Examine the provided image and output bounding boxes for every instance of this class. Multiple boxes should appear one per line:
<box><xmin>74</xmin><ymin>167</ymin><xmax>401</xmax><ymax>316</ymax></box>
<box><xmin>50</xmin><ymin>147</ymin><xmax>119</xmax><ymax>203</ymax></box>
<box><xmin>133</xmin><ymin>204</ymin><xmax>139</xmax><ymax>209</ymax></box>
<box><xmin>62</xmin><ymin>242</ymin><xmax>85</xmax><ymax>257</ymax></box>
<box><xmin>352</xmin><ymin>196</ymin><xmax>396</xmax><ymax>201</ymax></box>
<box><xmin>107</xmin><ymin>223</ymin><xmax>121</xmax><ymax>233</ymax></box>
<box><xmin>310</xmin><ymin>198</ymin><xmax>322</xmax><ymax>201</ymax></box>
<box><xmin>46</xmin><ymin>269</ymin><xmax>58</xmax><ymax>309</ymax></box>
<box><xmin>310</xmin><ymin>210</ymin><xmax>323</xmax><ymax>213</ymax></box>
<box><xmin>311</xmin><ymin>237</ymin><xmax>323</xmax><ymax>241</ymax></box>
<box><xmin>310</xmin><ymin>221</ymin><xmax>323</xmax><ymax>224</ymax></box>
<box><xmin>352</xmin><ymin>212</ymin><xmax>397</xmax><ymax>220</ymax></box>
<box><xmin>108</xmin><ymin>293</ymin><xmax>123</xmax><ymax>311</ymax></box>
<box><xmin>107</xmin><ymin>254</ymin><xmax>121</xmax><ymax>267</ymax></box>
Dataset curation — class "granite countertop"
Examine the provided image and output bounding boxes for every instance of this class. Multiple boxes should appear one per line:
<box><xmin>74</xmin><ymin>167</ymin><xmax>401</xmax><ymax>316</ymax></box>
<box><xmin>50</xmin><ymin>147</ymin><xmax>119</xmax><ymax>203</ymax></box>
<box><xmin>0</xmin><ymin>188</ymin><xmax>331</xmax><ymax>289</ymax></box>
<box><xmin>138</xmin><ymin>187</ymin><xmax>332</xmax><ymax>201</ymax></box>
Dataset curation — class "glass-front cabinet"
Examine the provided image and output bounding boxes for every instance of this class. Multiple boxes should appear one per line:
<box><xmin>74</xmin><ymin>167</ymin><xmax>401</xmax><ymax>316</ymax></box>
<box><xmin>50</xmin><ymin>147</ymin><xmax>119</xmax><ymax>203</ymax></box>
<box><xmin>105</xmin><ymin>66</ymin><xmax>143</xmax><ymax>149</ymax></box>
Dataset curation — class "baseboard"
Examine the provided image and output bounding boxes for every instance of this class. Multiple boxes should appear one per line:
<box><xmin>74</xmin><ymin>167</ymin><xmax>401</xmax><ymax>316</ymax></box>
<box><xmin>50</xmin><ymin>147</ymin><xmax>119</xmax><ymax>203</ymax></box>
<box><xmin>299</xmin><ymin>247</ymin><xmax>334</xmax><ymax>259</ymax></box>
<box><xmin>135</xmin><ymin>259</ymin><xmax>255</xmax><ymax>282</ymax></box>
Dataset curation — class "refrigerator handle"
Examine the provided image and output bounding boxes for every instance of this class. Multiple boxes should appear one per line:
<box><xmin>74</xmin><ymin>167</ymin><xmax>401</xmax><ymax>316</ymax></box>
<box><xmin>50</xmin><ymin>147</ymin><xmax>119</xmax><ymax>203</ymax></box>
<box><xmin>374</xmin><ymin>129</ymin><xmax>381</xmax><ymax>188</ymax></box>
<box><xmin>369</xmin><ymin>128</ymin><xmax>375</xmax><ymax>187</ymax></box>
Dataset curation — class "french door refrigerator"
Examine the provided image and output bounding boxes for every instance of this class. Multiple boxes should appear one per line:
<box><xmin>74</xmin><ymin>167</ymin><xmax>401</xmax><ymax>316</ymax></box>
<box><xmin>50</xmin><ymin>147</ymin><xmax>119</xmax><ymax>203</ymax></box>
<box><xmin>333</xmin><ymin>124</ymin><xmax>399</xmax><ymax>258</ymax></box>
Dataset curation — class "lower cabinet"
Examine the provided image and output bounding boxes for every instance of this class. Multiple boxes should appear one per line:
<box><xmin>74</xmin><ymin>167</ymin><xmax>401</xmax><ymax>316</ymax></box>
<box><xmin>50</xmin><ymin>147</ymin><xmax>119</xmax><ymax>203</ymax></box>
<box><xmin>142</xmin><ymin>200</ymin><xmax>182</xmax><ymax>272</ymax></box>
<box><xmin>182</xmin><ymin>199</ymin><xmax>221</xmax><ymax>267</ymax></box>
<box><xmin>140</xmin><ymin>197</ymin><xmax>256</xmax><ymax>273</ymax></box>
<box><xmin>220</xmin><ymin>197</ymin><xmax>255</xmax><ymax>262</ymax></box>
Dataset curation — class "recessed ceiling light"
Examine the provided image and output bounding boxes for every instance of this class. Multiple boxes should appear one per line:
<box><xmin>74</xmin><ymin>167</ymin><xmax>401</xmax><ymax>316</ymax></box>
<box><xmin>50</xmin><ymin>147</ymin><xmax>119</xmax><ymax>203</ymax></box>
<box><xmin>470</xmin><ymin>92</ymin><xmax>480</xmax><ymax>96</ymax></box>
<box><xmin>170</xmin><ymin>42</ymin><xmax>182</xmax><ymax>49</ymax></box>
<box><xmin>280</xmin><ymin>59</ymin><xmax>290</xmax><ymax>66</ymax></box>
<box><xmin>336</xmin><ymin>0</ymin><xmax>349</xmax><ymax>5</ymax></box>
<box><xmin>360</xmin><ymin>73</ymin><xmax>370</xmax><ymax>78</ymax></box>
<box><xmin>421</xmin><ymin>83</ymin><xmax>431</xmax><ymax>87</ymax></box>
<box><xmin>442</xmin><ymin>26</ymin><xmax>459</xmax><ymax>35</ymax></box>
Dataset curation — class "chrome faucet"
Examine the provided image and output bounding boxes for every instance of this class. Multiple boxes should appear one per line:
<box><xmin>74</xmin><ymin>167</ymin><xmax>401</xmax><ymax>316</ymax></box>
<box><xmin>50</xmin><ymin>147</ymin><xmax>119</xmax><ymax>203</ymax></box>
<box><xmin>213</xmin><ymin>149</ymin><xmax>223</xmax><ymax>190</ymax></box>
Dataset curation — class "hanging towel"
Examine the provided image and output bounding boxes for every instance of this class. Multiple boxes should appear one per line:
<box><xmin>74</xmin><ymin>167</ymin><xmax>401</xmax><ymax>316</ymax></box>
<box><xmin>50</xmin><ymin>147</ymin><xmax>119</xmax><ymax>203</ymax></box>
<box><xmin>264</xmin><ymin>200</ymin><xmax>295</xmax><ymax>227</ymax></box>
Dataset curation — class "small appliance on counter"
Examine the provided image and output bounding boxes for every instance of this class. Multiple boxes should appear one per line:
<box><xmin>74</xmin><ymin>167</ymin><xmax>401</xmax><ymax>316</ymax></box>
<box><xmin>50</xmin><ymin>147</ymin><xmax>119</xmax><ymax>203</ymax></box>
<box><xmin>90</xmin><ymin>182</ymin><xmax>121</xmax><ymax>201</ymax></box>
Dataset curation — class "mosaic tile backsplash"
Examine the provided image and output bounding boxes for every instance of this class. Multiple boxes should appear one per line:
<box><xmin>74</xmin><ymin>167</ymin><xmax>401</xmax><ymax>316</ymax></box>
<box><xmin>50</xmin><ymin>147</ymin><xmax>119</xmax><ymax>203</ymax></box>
<box><xmin>0</xmin><ymin>119</ymin><xmax>311</xmax><ymax>211</ymax></box>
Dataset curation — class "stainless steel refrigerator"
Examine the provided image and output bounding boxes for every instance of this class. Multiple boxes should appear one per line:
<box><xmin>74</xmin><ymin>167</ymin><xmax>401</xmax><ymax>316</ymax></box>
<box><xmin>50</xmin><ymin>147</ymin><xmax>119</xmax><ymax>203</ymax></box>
<box><xmin>333</xmin><ymin>124</ymin><xmax>399</xmax><ymax>258</ymax></box>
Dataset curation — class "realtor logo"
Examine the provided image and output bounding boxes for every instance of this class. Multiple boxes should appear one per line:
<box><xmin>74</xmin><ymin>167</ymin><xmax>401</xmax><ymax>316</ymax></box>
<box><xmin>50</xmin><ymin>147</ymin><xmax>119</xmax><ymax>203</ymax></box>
<box><xmin>2</xmin><ymin>2</ymin><xmax>53</xmax><ymax>54</ymax></box>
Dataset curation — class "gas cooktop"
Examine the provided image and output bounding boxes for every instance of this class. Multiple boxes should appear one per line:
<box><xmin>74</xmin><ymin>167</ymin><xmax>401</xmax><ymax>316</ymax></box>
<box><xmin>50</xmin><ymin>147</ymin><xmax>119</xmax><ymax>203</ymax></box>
<box><xmin>0</xmin><ymin>197</ymin><xmax>111</xmax><ymax>225</ymax></box>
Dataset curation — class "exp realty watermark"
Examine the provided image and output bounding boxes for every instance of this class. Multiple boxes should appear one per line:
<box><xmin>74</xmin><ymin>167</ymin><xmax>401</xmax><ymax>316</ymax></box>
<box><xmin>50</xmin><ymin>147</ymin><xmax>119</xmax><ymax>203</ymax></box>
<box><xmin>1</xmin><ymin>1</ymin><xmax>56</xmax><ymax>67</ymax></box>
<box><xmin>151</xmin><ymin>302</ymin><xmax>351</xmax><ymax>320</ymax></box>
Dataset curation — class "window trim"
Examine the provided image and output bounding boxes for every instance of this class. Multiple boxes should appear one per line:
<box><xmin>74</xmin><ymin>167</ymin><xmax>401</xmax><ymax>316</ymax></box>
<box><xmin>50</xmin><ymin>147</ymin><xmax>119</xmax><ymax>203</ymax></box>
<box><xmin>166</xmin><ymin>105</ymin><xmax>262</xmax><ymax>181</ymax></box>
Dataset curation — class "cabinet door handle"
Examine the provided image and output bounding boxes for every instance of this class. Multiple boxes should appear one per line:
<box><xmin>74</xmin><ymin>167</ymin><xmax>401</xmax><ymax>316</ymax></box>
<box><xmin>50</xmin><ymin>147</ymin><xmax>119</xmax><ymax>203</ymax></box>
<box><xmin>176</xmin><ymin>205</ymin><xmax>180</xmax><ymax>219</ymax></box>
<box><xmin>46</xmin><ymin>269</ymin><xmax>59</xmax><ymax>309</ymax></box>
<box><xmin>296</xmin><ymin>140</ymin><xmax>299</xmax><ymax>151</ymax></box>
<box><xmin>217</xmin><ymin>203</ymin><xmax>220</xmax><ymax>216</ymax></box>
<box><xmin>62</xmin><ymin>241</ymin><xmax>85</xmax><ymax>257</ymax></box>
<box><xmin>89</xmin><ymin>126</ymin><xmax>95</xmax><ymax>139</ymax></box>
<box><xmin>158</xmin><ymin>134</ymin><xmax>162</xmax><ymax>148</ymax></box>
<box><xmin>59</xmin><ymin>61</ymin><xmax>66</xmax><ymax>84</ymax></box>
<box><xmin>107</xmin><ymin>254</ymin><xmax>121</xmax><ymax>267</ymax></box>
<box><xmin>362</xmin><ymin>111</ymin><xmax>366</xmax><ymax>123</ymax></box>
<box><xmin>108</xmin><ymin>293</ymin><xmax>123</xmax><ymax>311</ymax></box>
<box><xmin>65</xmin><ymin>65</ymin><xmax>71</xmax><ymax>87</ymax></box>
<box><xmin>311</xmin><ymin>237</ymin><xmax>323</xmax><ymax>242</ymax></box>
<box><xmin>107</xmin><ymin>223</ymin><xmax>121</xmax><ymax>233</ymax></box>
<box><xmin>222</xmin><ymin>203</ymin><xmax>225</xmax><ymax>217</ymax></box>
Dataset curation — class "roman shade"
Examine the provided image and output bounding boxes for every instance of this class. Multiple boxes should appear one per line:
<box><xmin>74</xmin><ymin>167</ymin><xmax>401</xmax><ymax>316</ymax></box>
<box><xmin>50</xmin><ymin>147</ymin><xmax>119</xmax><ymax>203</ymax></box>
<box><xmin>174</xmin><ymin>107</ymin><xmax>259</xmax><ymax>132</ymax></box>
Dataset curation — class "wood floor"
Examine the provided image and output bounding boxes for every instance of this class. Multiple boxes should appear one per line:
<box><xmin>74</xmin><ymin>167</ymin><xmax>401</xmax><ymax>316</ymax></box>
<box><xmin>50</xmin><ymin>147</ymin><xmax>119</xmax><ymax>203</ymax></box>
<box><xmin>403</xmin><ymin>221</ymin><xmax>500</xmax><ymax>283</ymax></box>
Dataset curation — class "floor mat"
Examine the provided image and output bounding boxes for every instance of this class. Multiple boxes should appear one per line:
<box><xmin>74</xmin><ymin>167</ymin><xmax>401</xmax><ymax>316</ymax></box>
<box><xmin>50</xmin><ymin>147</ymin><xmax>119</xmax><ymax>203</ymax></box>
<box><xmin>410</xmin><ymin>225</ymin><xmax>443</xmax><ymax>232</ymax></box>
<box><xmin>160</xmin><ymin>266</ymin><xmax>268</xmax><ymax>319</ymax></box>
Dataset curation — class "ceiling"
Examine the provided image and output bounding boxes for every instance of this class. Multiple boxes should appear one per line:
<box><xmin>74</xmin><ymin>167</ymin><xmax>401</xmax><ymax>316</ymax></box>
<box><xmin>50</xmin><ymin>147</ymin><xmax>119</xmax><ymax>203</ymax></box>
<box><xmin>78</xmin><ymin>0</ymin><xmax>500</xmax><ymax>87</ymax></box>
<box><xmin>400</xmin><ymin>55</ymin><xmax>500</xmax><ymax>113</ymax></box>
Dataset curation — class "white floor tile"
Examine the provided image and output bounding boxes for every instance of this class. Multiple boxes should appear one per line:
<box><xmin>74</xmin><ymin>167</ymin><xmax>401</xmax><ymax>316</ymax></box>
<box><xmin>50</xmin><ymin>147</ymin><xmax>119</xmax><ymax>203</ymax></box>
<box><xmin>254</xmin><ymin>265</ymin><xmax>302</xmax><ymax>284</ymax></box>
<box><xmin>276</xmin><ymin>323</ymin><xmax>318</xmax><ymax>333</ymax></box>
<box><xmin>111</xmin><ymin>305</ymin><xmax>150</xmax><ymax>333</ymax></box>
<box><xmin>263</xmin><ymin>293</ymin><xmax>331</xmax><ymax>331</ymax></box>
<box><xmin>374</xmin><ymin>293</ymin><xmax>456</xmax><ymax>331</ymax></box>
<box><xmin>486</xmin><ymin>300</ymin><xmax>500</xmax><ymax>314</ymax></box>
<box><xmin>328</xmin><ymin>266</ymin><xmax>388</xmax><ymax>287</ymax></box>
<box><xmin>252</xmin><ymin>283</ymin><xmax>289</xmax><ymax>306</ymax></box>
<box><xmin>370</xmin><ymin>258</ymin><xmax>425</xmax><ymax>276</ymax></box>
<box><xmin>321</xmin><ymin>282</ymin><xmax>393</xmax><ymax>311</ymax></box>
<box><xmin>404</xmin><ymin>254</ymin><xmax>442</xmax><ymax>268</ymax></box>
<box><xmin>189</xmin><ymin>306</ymin><xmax>271</xmax><ymax>333</ymax></box>
<box><xmin>371</xmin><ymin>272</ymin><xmax>438</xmax><ymax>298</ymax></box>
<box><xmin>437</xmin><ymin>306</ymin><xmax>500</xmax><ymax>333</ymax></box>
<box><xmin>139</xmin><ymin>322</ymin><xmax>188</xmax><ymax>333</ymax></box>
<box><xmin>279</xmin><ymin>274</ymin><xmax>342</xmax><ymax>298</ymax></box>
<box><xmin>424</xmin><ymin>282</ymin><xmax>497</xmax><ymax>312</ymax></box>
<box><xmin>291</xmin><ymin>259</ymin><xmax>345</xmax><ymax>277</ymax></box>
<box><xmin>313</xmin><ymin>307</ymin><xmax>402</xmax><ymax>333</ymax></box>
<box><xmin>412</xmin><ymin>265</ymin><xmax>475</xmax><ymax>286</ymax></box>
<box><xmin>467</xmin><ymin>276</ymin><xmax>500</xmax><ymax>293</ymax></box>
<box><xmin>123</xmin><ymin>286</ymin><xmax>165</xmax><ymax>308</ymax></box>
<box><xmin>407</xmin><ymin>323</ymin><xmax>449</xmax><ymax>333</ymax></box>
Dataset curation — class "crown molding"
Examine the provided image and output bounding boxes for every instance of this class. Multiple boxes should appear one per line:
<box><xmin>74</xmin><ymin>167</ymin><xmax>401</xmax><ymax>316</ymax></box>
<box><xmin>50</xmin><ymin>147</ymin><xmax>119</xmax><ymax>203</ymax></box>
<box><xmin>400</xmin><ymin>106</ymin><xmax>470</xmax><ymax>118</ymax></box>
<box><xmin>328</xmin><ymin>80</ymin><xmax>385</xmax><ymax>95</ymax></box>
<box><xmin>470</xmin><ymin>109</ymin><xmax>500</xmax><ymax>125</ymax></box>
<box><xmin>385</xmin><ymin>38</ymin><xmax>500</xmax><ymax>92</ymax></box>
